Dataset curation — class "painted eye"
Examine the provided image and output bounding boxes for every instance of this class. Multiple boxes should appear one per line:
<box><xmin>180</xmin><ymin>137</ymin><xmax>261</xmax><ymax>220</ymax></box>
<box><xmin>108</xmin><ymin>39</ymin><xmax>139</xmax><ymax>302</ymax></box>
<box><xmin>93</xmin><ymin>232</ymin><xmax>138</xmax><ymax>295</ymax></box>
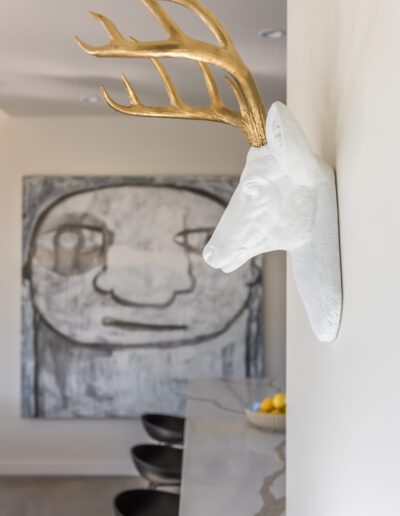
<box><xmin>273</xmin><ymin>120</ymin><xmax>282</xmax><ymax>145</ymax></box>
<box><xmin>80</xmin><ymin>228</ymin><xmax>104</xmax><ymax>251</ymax></box>
<box><xmin>58</xmin><ymin>230</ymin><xmax>80</xmax><ymax>249</ymax></box>
<box><xmin>34</xmin><ymin>225</ymin><xmax>110</xmax><ymax>276</ymax></box>
<box><xmin>174</xmin><ymin>228</ymin><xmax>214</xmax><ymax>255</ymax></box>
<box><xmin>243</xmin><ymin>182</ymin><xmax>262</xmax><ymax>199</ymax></box>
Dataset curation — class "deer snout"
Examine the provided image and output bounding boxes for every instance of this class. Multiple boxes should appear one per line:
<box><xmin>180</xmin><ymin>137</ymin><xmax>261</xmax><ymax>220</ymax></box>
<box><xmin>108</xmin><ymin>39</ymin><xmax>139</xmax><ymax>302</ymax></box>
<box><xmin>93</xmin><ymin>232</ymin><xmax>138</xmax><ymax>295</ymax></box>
<box><xmin>202</xmin><ymin>244</ymin><xmax>222</xmax><ymax>269</ymax></box>
<box><xmin>203</xmin><ymin>240</ymin><xmax>250</xmax><ymax>273</ymax></box>
<box><xmin>203</xmin><ymin>241</ymin><xmax>234</xmax><ymax>269</ymax></box>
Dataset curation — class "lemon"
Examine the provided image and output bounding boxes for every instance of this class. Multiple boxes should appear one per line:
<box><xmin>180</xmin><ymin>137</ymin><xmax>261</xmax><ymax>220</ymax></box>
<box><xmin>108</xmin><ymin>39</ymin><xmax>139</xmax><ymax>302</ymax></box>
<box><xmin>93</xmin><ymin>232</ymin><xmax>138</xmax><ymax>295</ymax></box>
<box><xmin>272</xmin><ymin>392</ymin><xmax>286</xmax><ymax>410</ymax></box>
<box><xmin>260</xmin><ymin>396</ymin><xmax>274</xmax><ymax>413</ymax></box>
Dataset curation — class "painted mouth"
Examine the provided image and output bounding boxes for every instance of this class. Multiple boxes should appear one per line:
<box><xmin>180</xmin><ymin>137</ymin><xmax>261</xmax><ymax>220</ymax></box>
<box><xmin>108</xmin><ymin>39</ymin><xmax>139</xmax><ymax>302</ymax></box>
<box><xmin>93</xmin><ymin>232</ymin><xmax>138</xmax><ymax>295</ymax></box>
<box><xmin>102</xmin><ymin>317</ymin><xmax>188</xmax><ymax>332</ymax></box>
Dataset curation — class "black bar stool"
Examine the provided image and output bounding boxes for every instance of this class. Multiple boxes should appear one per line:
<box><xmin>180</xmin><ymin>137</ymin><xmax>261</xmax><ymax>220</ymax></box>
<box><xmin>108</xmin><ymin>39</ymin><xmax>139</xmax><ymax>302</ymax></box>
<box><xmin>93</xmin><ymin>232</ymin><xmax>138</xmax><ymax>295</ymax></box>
<box><xmin>131</xmin><ymin>444</ymin><xmax>183</xmax><ymax>489</ymax></box>
<box><xmin>114</xmin><ymin>489</ymin><xmax>179</xmax><ymax>516</ymax></box>
<box><xmin>141</xmin><ymin>414</ymin><xmax>185</xmax><ymax>446</ymax></box>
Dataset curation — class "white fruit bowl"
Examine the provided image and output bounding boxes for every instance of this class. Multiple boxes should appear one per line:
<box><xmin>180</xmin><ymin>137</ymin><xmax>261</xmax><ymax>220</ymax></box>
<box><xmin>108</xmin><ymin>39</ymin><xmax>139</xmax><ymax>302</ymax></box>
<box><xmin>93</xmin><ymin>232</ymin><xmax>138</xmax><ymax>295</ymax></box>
<box><xmin>245</xmin><ymin>402</ymin><xmax>286</xmax><ymax>432</ymax></box>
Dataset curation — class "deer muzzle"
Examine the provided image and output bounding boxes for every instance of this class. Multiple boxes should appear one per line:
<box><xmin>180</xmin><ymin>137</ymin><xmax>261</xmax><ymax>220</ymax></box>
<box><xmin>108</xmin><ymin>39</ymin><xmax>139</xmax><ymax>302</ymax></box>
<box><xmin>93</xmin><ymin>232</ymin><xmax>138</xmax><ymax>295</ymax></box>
<box><xmin>203</xmin><ymin>241</ymin><xmax>250</xmax><ymax>273</ymax></box>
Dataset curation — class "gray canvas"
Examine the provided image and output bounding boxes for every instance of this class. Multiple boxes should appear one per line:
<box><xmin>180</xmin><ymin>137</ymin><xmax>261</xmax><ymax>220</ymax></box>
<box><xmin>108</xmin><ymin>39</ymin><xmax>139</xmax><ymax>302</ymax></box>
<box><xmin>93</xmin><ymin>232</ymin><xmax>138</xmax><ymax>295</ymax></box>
<box><xmin>22</xmin><ymin>176</ymin><xmax>263</xmax><ymax>418</ymax></box>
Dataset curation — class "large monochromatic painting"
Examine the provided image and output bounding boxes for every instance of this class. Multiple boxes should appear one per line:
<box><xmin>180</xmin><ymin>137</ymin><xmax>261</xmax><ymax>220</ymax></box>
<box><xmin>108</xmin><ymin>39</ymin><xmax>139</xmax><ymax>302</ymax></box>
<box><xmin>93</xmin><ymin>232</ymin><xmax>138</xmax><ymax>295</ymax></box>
<box><xmin>22</xmin><ymin>176</ymin><xmax>263</xmax><ymax>418</ymax></box>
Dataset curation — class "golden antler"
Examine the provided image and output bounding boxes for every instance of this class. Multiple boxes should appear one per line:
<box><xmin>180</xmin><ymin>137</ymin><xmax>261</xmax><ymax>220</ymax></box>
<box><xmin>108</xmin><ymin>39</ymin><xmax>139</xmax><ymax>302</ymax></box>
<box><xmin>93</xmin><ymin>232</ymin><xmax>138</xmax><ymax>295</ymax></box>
<box><xmin>76</xmin><ymin>0</ymin><xmax>266</xmax><ymax>147</ymax></box>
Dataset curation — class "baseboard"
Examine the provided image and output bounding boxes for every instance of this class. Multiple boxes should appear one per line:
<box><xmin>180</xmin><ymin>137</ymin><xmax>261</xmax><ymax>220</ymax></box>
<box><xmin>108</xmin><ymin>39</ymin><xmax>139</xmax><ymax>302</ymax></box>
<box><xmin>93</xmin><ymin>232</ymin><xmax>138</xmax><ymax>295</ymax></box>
<box><xmin>0</xmin><ymin>460</ymin><xmax>137</xmax><ymax>476</ymax></box>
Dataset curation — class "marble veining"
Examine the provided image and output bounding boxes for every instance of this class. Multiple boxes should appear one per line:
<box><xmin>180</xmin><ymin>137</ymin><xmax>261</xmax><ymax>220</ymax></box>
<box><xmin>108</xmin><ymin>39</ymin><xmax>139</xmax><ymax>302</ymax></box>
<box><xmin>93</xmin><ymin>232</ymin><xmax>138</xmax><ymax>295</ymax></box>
<box><xmin>255</xmin><ymin>440</ymin><xmax>286</xmax><ymax>516</ymax></box>
<box><xmin>180</xmin><ymin>379</ymin><xmax>286</xmax><ymax>516</ymax></box>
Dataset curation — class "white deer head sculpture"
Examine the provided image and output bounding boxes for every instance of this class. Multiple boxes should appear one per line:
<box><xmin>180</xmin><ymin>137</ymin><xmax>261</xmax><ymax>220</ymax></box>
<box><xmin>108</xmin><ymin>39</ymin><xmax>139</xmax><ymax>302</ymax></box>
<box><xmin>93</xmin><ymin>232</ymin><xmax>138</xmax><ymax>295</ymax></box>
<box><xmin>77</xmin><ymin>0</ymin><xmax>342</xmax><ymax>341</ymax></box>
<box><xmin>203</xmin><ymin>102</ymin><xmax>342</xmax><ymax>341</ymax></box>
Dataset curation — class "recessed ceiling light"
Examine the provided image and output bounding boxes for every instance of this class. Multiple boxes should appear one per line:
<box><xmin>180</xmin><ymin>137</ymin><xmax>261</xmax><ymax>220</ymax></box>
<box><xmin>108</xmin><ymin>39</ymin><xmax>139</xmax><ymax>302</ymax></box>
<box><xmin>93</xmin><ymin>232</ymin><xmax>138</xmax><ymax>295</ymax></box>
<box><xmin>259</xmin><ymin>29</ymin><xmax>286</xmax><ymax>40</ymax></box>
<box><xmin>81</xmin><ymin>95</ymin><xmax>100</xmax><ymax>104</ymax></box>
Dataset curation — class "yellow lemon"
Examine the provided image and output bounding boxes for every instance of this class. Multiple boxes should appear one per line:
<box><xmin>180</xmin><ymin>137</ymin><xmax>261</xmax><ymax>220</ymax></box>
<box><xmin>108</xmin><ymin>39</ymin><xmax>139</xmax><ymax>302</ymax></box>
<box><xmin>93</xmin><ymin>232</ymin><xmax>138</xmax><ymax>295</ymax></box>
<box><xmin>272</xmin><ymin>392</ymin><xmax>286</xmax><ymax>410</ymax></box>
<box><xmin>260</xmin><ymin>397</ymin><xmax>274</xmax><ymax>413</ymax></box>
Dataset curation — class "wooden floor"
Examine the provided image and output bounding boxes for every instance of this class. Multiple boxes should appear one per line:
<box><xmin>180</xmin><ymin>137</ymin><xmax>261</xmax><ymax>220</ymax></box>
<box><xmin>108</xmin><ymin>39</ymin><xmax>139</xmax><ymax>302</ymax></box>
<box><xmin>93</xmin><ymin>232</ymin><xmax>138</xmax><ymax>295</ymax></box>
<box><xmin>0</xmin><ymin>476</ymin><xmax>148</xmax><ymax>516</ymax></box>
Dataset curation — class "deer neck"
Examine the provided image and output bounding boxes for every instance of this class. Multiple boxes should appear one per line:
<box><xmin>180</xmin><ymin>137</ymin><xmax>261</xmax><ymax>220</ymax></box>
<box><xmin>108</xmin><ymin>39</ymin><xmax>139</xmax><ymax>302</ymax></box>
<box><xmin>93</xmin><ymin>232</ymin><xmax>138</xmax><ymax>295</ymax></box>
<box><xmin>290</xmin><ymin>159</ymin><xmax>342</xmax><ymax>341</ymax></box>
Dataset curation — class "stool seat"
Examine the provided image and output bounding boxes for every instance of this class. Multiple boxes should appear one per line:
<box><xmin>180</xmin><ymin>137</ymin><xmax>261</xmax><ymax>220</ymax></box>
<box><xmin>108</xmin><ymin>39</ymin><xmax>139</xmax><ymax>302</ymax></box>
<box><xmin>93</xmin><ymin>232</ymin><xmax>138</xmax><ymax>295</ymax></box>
<box><xmin>141</xmin><ymin>414</ymin><xmax>185</xmax><ymax>445</ymax></box>
<box><xmin>114</xmin><ymin>489</ymin><xmax>179</xmax><ymax>516</ymax></box>
<box><xmin>132</xmin><ymin>444</ymin><xmax>183</xmax><ymax>485</ymax></box>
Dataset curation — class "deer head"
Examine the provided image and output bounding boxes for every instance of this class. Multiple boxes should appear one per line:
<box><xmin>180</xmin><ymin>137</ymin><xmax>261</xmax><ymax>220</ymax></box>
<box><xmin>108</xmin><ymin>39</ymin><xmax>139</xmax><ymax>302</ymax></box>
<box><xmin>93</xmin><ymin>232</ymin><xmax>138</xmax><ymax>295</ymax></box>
<box><xmin>203</xmin><ymin>102</ymin><xmax>342</xmax><ymax>341</ymax></box>
<box><xmin>77</xmin><ymin>0</ymin><xmax>342</xmax><ymax>342</ymax></box>
<box><xmin>203</xmin><ymin>102</ymin><xmax>321</xmax><ymax>272</ymax></box>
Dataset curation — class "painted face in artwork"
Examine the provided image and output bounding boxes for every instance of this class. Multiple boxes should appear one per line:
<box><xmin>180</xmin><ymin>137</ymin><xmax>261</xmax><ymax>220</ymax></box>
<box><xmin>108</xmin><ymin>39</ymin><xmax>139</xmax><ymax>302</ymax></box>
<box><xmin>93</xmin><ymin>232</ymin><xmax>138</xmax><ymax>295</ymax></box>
<box><xmin>27</xmin><ymin>185</ymin><xmax>258</xmax><ymax>348</ymax></box>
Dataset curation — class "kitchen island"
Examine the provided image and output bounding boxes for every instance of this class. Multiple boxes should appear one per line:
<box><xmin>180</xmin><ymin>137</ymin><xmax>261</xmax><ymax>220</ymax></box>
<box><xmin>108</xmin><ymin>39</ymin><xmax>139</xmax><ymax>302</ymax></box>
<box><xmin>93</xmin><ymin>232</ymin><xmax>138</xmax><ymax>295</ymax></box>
<box><xmin>179</xmin><ymin>379</ymin><xmax>285</xmax><ymax>516</ymax></box>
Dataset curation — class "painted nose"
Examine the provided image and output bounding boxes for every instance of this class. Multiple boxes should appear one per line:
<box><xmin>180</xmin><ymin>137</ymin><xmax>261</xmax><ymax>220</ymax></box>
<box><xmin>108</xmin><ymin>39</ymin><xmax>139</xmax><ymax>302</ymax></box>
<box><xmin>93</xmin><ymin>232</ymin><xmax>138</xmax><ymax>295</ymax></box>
<box><xmin>95</xmin><ymin>244</ymin><xmax>192</xmax><ymax>305</ymax></box>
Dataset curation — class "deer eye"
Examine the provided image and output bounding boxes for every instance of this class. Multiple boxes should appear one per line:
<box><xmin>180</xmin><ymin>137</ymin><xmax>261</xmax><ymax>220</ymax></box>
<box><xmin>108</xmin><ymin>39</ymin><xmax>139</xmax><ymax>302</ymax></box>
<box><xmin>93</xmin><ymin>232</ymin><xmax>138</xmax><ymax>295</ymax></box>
<box><xmin>243</xmin><ymin>182</ymin><xmax>262</xmax><ymax>199</ymax></box>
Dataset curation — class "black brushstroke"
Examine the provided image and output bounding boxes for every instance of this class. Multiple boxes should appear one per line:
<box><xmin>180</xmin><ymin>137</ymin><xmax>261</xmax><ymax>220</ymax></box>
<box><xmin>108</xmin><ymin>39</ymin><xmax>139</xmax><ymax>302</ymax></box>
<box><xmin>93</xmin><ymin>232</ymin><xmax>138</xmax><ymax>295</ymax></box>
<box><xmin>35</xmin><ymin>287</ymin><xmax>252</xmax><ymax>351</ymax></box>
<box><xmin>102</xmin><ymin>318</ymin><xmax>188</xmax><ymax>331</ymax></box>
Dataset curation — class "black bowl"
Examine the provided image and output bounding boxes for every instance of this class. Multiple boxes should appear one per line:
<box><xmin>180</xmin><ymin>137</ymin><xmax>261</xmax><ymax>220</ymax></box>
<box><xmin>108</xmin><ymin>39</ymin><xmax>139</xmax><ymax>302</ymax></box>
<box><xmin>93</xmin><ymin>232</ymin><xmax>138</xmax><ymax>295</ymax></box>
<box><xmin>141</xmin><ymin>414</ymin><xmax>185</xmax><ymax>445</ymax></box>
<box><xmin>114</xmin><ymin>489</ymin><xmax>180</xmax><ymax>516</ymax></box>
<box><xmin>132</xmin><ymin>444</ymin><xmax>183</xmax><ymax>485</ymax></box>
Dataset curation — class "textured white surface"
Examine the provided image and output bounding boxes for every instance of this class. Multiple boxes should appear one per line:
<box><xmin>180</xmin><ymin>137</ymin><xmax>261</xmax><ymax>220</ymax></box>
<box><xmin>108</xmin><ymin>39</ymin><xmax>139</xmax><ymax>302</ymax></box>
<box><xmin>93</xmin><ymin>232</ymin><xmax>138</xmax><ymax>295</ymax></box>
<box><xmin>203</xmin><ymin>101</ymin><xmax>342</xmax><ymax>341</ymax></box>
<box><xmin>180</xmin><ymin>379</ymin><xmax>285</xmax><ymax>516</ymax></box>
<box><xmin>287</xmin><ymin>1</ymin><xmax>400</xmax><ymax>514</ymax></box>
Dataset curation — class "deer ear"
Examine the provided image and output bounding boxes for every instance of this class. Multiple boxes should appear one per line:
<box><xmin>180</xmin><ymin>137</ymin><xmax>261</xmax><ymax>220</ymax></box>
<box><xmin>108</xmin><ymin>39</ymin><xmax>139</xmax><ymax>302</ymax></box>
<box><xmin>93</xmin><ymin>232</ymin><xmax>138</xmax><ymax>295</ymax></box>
<box><xmin>266</xmin><ymin>102</ymin><xmax>318</xmax><ymax>186</ymax></box>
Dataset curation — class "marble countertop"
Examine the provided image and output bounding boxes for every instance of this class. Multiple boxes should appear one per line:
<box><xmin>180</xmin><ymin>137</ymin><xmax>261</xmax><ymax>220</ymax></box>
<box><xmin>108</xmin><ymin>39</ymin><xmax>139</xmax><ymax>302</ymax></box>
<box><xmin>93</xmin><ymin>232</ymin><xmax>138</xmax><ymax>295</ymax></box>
<box><xmin>179</xmin><ymin>379</ymin><xmax>285</xmax><ymax>516</ymax></box>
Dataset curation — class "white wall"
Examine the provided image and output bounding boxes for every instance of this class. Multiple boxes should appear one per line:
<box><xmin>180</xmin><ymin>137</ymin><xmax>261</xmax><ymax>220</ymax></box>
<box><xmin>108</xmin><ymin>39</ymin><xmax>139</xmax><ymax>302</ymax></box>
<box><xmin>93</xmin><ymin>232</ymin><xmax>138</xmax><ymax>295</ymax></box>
<box><xmin>287</xmin><ymin>1</ymin><xmax>400</xmax><ymax>514</ymax></box>
<box><xmin>0</xmin><ymin>114</ymin><xmax>286</xmax><ymax>474</ymax></box>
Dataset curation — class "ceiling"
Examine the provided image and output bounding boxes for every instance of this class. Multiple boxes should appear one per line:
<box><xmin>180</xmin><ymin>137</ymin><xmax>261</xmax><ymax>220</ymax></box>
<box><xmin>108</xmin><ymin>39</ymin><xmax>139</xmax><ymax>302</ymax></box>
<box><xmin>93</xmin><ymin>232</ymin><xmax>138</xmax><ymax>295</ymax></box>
<box><xmin>0</xmin><ymin>0</ymin><xmax>286</xmax><ymax>117</ymax></box>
